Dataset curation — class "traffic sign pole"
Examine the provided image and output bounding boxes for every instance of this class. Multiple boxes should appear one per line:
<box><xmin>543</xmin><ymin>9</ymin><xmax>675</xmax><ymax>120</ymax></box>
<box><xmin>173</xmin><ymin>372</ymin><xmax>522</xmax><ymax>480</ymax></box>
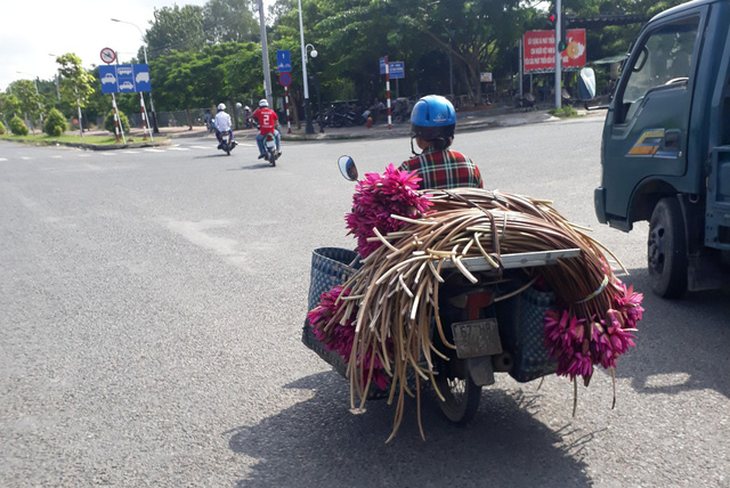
<box><xmin>385</xmin><ymin>56</ymin><xmax>392</xmax><ymax>130</ymax></box>
<box><xmin>111</xmin><ymin>93</ymin><xmax>126</xmax><ymax>144</ymax></box>
<box><xmin>285</xmin><ymin>86</ymin><xmax>291</xmax><ymax>134</ymax></box>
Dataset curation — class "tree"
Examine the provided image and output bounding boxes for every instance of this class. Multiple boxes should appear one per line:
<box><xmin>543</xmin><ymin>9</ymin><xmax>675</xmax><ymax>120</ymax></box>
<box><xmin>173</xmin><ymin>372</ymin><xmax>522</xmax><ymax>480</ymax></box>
<box><xmin>56</xmin><ymin>53</ymin><xmax>96</xmax><ymax>135</ymax></box>
<box><xmin>8</xmin><ymin>80</ymin><xmax>44</xmax><ymax>131</ymax></box>
<box><xmin>0</xmin><ymin>92</ymin><xmax>21</xmax><ymax>122</ymax></box>
<box><xmin>145</xmin><ymin>5</ymin><xmax>206</xmax><ymax>58</ymax></box>
<box><xmin>203</xmin><ymin>0</ymin><xmax>259</xmax><ymax>43</ymax></box>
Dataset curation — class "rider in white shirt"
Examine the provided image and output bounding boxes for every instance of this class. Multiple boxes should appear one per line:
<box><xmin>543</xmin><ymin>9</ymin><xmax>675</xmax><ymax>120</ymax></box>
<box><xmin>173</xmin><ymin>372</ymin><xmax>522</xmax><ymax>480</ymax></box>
<box><xmin>214</xmin><ymin>103</ymin><xmax>234</xmax><ymax>147</ymax></box>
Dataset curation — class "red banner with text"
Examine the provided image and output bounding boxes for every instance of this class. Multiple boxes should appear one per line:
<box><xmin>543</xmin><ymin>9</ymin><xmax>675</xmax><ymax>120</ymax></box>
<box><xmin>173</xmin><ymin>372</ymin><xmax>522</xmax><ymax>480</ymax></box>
<box><xmin>523</xmin><ymin>29</ymin><xmax>586</xmax><ymax>72</ymax></box>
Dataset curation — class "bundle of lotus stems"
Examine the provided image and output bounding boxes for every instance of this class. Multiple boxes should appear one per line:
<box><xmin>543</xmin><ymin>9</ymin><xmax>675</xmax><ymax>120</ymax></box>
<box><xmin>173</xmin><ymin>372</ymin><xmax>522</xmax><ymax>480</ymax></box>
<box><xmin>310</xmin><ymin>186</ymin><xmax>643</xmax><ymax>442</ymax></box>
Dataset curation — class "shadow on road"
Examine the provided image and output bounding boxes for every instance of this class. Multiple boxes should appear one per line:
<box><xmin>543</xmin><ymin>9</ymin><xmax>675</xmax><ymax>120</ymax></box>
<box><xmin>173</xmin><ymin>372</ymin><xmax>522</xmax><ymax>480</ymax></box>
<box><xmin>612</xmin><ymin>269</ymin><xmax>730</xmax><ymax>399</ymax></box>
<box><xmin>227</xmin><ymin>372</ymin><xmax>591</xmax><ymax>488</ymax></box>
<box><xmin>230</xmin><ymin>163</ymin><xmax>276</xmax><ymax>171</ymax></box>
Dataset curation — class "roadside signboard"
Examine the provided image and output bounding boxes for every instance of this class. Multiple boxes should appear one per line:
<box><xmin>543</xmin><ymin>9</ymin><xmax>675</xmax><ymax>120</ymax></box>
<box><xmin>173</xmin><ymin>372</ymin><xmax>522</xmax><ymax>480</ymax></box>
<box><xmin>277</xmin><ymin>50</ymin><xmax>292</xmax><ymax>72</ymax></box>
<box><xmin>389</xmin><ymin>62</ymin><xmax>405</xmax><ymax>79</ymax></box>
<box><xmin>100</xmin><ymin>47</ymin><xmax>116</xmax><ymax>64</ymax></box>
<box><xmin>99</xmin><ymin>64</ymin><xmax>151</xmax><ymax>94</ymax></box>
<box><xmin>279</xmin><ymin>71</ymin><xmax>292</xmax><ymax>87</ymax></box>
<box><xmin>523</xmin><ymin>29</ymin><xmax>586</xmax><ymax>72</ymax></box>
<box><xmin>379</xmin><ymin>58</ymin><xmax>405</xmax><ymax>78</ymax></box>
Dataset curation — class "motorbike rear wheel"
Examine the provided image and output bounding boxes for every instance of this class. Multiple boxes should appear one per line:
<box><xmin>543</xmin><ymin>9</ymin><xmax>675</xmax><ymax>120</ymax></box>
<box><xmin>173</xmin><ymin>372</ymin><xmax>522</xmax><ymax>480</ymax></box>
<box><xmin>433</xmin><ymin>356</ymin><xmax>482</xmax><ymax>423</ymax></box>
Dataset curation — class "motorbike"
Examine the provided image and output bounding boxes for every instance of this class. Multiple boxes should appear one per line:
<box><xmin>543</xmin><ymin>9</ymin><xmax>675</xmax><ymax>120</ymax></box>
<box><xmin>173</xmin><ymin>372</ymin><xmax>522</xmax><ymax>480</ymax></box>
<box><xmin>301</xmin><ymin>156</ymin><xmax>581</xmax><ymax>424</ymax></box>
<box><xmin>262</xmin><ymin>132</ymin><xmax>279</xmax><ymax>166</ymax></box>
<box><xmin>218</xmin><ymin>130</ymin><xmax>236</xmax><ymax>156</ymax></box>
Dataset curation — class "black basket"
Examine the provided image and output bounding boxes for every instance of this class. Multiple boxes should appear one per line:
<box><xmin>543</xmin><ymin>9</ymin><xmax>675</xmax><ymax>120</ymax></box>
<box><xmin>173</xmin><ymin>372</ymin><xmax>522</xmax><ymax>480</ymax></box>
<box><xmin>497</xmin><ymin>287</ymin><xmax>557</xmax><ymax>382</ymax></box>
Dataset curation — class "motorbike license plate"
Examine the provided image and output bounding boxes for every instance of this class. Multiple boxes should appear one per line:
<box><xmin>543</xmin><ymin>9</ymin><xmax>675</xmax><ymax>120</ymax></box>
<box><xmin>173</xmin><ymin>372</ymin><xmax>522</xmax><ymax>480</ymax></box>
<box><xmin>451</xmin><ymin>318</ymin><xmax>502</xmax><ymax>358</ymax></box>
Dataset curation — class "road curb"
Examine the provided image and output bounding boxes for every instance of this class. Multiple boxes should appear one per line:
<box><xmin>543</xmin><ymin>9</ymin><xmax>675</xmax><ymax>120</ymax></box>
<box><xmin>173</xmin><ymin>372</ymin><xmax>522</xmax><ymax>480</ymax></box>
<box><xmin>0</xmin><ymin>136</ymin><xmax>172</xmax><ymax>151</ymax></box>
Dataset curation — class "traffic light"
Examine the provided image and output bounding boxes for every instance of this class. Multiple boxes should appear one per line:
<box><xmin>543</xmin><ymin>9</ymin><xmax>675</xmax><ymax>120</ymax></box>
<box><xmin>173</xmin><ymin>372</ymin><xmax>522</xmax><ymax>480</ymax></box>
<box><xmin>559</xmin><ymin>17</ymin><xmax>569</xmax><ymax>52</ymax></box>
<box><xmin>548</xmin><ymin>10</ymin><xmax>569</xmax><ymax>52</ymax></box>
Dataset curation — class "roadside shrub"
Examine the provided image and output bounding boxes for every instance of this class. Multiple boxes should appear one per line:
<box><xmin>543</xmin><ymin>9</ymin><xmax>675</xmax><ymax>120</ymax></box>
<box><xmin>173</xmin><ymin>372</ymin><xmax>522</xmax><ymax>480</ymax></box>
<box><xmin>9</xmin><ymin>116</ymin><xmax>29</xmax><ymax>136</ymax></box>
<box><xmin>104</xmin><ymin>110</ymin><xmax>130</xmax><ymax>134</ymax></box>
<box><xmin>44</xmin><ymin>108</ymin><xmax>67</xmax><ymax>137</ymax></box>
<box><xmin>0</xmin><ymin>121</ymin><xmax>5</xmax><ymax>134</ymax></box>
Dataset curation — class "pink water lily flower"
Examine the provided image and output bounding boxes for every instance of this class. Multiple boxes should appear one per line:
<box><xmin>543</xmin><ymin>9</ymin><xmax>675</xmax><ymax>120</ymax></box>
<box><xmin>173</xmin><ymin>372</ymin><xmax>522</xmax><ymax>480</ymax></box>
<box><xmin>346</xmin><ymin>164</ymin><xmax>433</xmax><ymax>257</ymax></box>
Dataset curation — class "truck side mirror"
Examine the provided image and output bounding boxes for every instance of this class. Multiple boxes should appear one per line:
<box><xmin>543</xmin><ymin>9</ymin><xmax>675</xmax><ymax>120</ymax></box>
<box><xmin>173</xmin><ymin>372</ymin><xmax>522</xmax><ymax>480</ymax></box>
<box><xmin>578</xmin><ymin>67</ymin><xmax>596</xmax><ymax>101</ymax></box>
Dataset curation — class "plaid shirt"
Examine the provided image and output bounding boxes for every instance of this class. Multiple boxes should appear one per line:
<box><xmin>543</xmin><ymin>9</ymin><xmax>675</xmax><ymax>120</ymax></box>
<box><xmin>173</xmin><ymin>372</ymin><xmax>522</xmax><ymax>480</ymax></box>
<box><xmin>399</xmin><ymin>147</ymin><xmax>483</xmax><ymax>190</ymax></box>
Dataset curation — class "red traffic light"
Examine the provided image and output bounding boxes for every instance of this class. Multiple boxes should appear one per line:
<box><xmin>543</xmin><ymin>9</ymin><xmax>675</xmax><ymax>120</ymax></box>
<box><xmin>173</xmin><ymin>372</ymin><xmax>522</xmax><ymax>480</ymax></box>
<box><xmin>549</xmin><ymin>12</ymin><xmax>556</xmax><ymax>23</ymax></box>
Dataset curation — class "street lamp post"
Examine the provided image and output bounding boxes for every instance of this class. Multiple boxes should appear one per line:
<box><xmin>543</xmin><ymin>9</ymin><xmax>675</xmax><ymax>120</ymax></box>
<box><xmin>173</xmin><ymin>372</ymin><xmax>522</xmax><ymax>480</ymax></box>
<box><xmin>16</xmin><ymin>71</ymin><xmax>43</xmax><ymax>130</ymax></box>
<box><xmin>111</xmin><ymin>18</ymin><xmax>159</xmax><ymax>133</ymax></box>
<box><xmin>48</xmin><ymin>54</ymin><xmax>61</xmax><ymax>102</ymax></box>
<box><xmin>305</xmin><ymin>44</ymin><xmax>324</xmax><ymax>133</ymax></box>
<box><xmin>297</xmin><ymin>0</ymin><xmax>314</xmax><ymax>134</ymax></box>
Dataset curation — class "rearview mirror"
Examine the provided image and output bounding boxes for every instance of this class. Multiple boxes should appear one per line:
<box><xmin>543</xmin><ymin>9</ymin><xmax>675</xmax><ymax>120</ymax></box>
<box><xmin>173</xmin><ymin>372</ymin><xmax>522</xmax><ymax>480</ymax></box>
<box><xmin>578</xmin><ymin>67</ymin><xmax>596</xmax><ymax>101</ymax></box>
<box><xmin>337</xmin><ymin>155</ymin><xmax>358</xmax><ymax>181</ymax></box>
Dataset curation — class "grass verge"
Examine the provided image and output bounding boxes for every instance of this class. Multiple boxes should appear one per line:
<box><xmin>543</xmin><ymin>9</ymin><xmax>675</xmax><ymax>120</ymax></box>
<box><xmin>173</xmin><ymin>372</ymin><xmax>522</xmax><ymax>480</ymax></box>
<box><xmin>0</xmin><ymin>133</ymin><xmax>158</xmax><ymax>146</ymax></box>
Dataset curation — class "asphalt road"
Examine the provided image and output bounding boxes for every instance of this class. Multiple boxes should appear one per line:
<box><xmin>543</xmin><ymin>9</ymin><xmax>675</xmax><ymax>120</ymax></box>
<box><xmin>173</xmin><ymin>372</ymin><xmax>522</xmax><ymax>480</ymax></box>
<box><xmin>1</xmin><ymin>118</ymin><xmax>728</xmax><ymax>488</ymax></box>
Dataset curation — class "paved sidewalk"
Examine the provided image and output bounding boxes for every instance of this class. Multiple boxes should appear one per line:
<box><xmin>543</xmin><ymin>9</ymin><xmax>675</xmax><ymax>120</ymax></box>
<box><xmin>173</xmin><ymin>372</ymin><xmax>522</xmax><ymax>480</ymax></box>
<box><xmin>142</xmin><ymin>105</ymin><xmax>601</xmax><ymax>142</ymax></box>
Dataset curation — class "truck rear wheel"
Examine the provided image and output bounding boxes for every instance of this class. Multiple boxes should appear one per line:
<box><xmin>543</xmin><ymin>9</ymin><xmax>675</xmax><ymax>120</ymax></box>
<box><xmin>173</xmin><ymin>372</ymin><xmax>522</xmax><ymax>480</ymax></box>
<box><xmin>648</xmin><ymin>197</ymin><xmax>687</xmax><ymax>298</ymax></box>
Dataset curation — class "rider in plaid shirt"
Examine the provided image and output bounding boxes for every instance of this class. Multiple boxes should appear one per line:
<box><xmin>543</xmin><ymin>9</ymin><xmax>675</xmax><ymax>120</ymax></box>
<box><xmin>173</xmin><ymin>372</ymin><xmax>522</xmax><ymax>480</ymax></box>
<box><xmin>399</xmin><ymin>95</ymin><xmax>482</xmax><ymax>190</ymax></box>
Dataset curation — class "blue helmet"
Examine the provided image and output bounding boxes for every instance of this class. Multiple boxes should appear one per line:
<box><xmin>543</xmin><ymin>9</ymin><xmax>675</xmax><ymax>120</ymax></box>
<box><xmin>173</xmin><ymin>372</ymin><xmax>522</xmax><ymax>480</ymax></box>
<box><xmin>410</xmin><ymin>95</ymin><xmax>456</xmax><ymax>141</ymax></box>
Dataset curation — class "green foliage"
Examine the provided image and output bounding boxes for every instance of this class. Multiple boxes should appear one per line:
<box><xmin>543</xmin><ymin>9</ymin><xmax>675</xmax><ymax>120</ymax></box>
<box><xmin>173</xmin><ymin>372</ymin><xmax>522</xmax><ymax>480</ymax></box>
<box><xmin>0</xmin><ymin>93</ymin><xmax>20</xmax><ymax>119</ymax></box>
<box><xmin>0</xmin><ymin>120</ymin><xmax>5</xmax><ymax>134</ymax></box>
<box><xmin>9</xmin><ymin>115</ymin><xmax>29</xmax><ymax>135</ymax></box>
<box><xmin>105</xmin><ymin>110</ymin><xmax>130</xmax><ymax>134</ymax></box>
<box><xmin>549</xmin><ymin>105</ymin><xmax>579</xmax><ymax>118</ymax></box>
<box><xmin>145</xmin><ymin>5</ymin><xmax>206</xmax><ymax>58</ymax></box>
<box><xmin>44</xmin><ymin>108</ymin><xmax>67</xmax><ymax>136</ymax></box>
<box><xmin>8</xmin><ymin>80</ymin><xmax>44</xmax><ymax>119</ymax></box>
<box><xmin>56</xmin><ymin>53</ymin><xmax>96</xmax><ymax>109</ymax></box>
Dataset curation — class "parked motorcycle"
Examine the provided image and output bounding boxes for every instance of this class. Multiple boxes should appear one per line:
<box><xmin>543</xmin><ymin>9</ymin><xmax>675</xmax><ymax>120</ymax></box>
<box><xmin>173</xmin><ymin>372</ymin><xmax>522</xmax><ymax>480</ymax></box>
<box><xmin>302</xmin><ymin>156</ymin><xmax>581</xmax><ymax>425</ymax></box>
<box><xmin>218</xmin><ymin>131</ymin><xmax>236</xmax><ymax>156</ymax></box>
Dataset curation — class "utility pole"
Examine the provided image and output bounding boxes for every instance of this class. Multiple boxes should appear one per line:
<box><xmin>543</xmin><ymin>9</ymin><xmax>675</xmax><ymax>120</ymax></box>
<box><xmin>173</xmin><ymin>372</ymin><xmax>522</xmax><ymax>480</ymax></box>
<box><xmin>554</xmin><ymin>0</ymin><xmax>562</xmax><ymax>109</ymax></box>
<box><xmin>257</xmin><ymin>0</ymin><xmax>273</xmax><ymax>104</ymax></box>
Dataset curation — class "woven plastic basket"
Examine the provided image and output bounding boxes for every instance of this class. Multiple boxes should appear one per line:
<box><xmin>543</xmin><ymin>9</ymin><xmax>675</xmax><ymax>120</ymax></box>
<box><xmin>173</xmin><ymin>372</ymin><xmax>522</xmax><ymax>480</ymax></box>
<box><xmin>497</xmin><ymin>286</ymin><xmax>557</xmax><ymax>383</ymax></box>
<box><xmin>301</xmin><ymin>248</ymin><xmax>360</xmax><ymax>376</ymax></box>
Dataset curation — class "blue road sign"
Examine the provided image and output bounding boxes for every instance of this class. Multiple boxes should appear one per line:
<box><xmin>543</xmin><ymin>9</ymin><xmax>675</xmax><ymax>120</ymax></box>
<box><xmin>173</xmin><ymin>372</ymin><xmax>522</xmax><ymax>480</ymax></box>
<box><xmin>98</xmin><ymin>64</ymin><xmax>151</xmax><ymax>93</ymax></box>
<box><xmin>116</xmin><ymin>65</ymin><xmax>135</xmax><ymax>93</ymax></box>
<box><xmin>133</xmin><ymin>64</ymin><xmax>151</xmax><ymax>93</ymax></box>
<box><xmin>379</xmin><ymin>57</ymin><xmax>386</xmax><ymax>75</ymax></box>
<box><xmin>277</xmin><ymin>50</ymin><xmax>292</xmax><ymax>72</ymax></box>
<box><xmin>389</xmin><ymin>62</ymin><xmax>405</xmax><ymax>79</ymax></box>
<box><xmin>99</xmin><ymin>65</ymin><xmax>118</xmax><ymax>94</ymax></box>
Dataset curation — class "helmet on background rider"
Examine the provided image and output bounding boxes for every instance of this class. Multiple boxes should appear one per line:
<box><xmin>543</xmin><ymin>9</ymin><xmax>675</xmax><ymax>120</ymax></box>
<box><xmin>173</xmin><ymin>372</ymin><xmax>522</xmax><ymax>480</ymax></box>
<box><xmin>259</xmin><ymin>99</ymin><xmax>269</xmax><ymax>108</ymax></box>
<box><xmin>217</xmin><ymin>103</ymin><xmax>226</xmax><ymax>111</ymax></box>
<box><xmin>410</xmin><ymin>95</ymin><xmax>456</xmax><ymax>143</ymax></box>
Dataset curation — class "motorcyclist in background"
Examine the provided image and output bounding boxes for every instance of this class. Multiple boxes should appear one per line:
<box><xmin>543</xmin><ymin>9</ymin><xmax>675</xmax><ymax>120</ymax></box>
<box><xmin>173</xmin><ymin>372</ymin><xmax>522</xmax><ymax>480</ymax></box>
<box><xmin>399</xmin><ymin>95</ymin><xmax>482</xmax><ymax>190</ymax></box>
<box><xmin>215</xmin><ymin>103</ymin><xmax>235</xmax><ymax>148</ymax></box>
<box><xmin>251</xmin><ymin>99</ymin><xmax>282</xmax><ymax>159</ymax></box>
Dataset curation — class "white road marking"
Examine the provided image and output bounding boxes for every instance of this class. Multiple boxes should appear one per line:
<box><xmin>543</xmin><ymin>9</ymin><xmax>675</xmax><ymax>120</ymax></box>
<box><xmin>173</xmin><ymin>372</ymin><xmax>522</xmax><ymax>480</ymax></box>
<box><xmin>78</xmin><ymin>154</ymin><xmax>91</xmax><ymax>157</ymax></box>
<box><xmin>100</xmin><ymin>152</ymin><xmax>116</xmax><ymax>156</ymax></box>
<box><xmin>21</xmin><ymin>157</ymin><xmax>32</xmax><ymax>160</ymax></box>
<box><xmin>191</xmin><ymin>145</ymin><xmax>210</xmax><ymax>150</ymax></box>
<box><xmin>0</xmin><ymin>158</ymin><xmax>7</xmax><ymax>162</ymax></box>
<box><xmin>51</xmin><ymin>155</ymin><xmax>63</xmax><ymax>159</ymax></box>
<box><xmin>123</xmin><ymin>150</ymin><xmax>140</xmax><ymax>154</ymax></box>
<box><xmin>167</xmin><ymin>147</ymin><xmax>190</xmax><ymax>151</ymax></box>
<box><xmin>144</xmin><ymin>148</ymin><xmax>165</xmax><ymax>153</ymax></box>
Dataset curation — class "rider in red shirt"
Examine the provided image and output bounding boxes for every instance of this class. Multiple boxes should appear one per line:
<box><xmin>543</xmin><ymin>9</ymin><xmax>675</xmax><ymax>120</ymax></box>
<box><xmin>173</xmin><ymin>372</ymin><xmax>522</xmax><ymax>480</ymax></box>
<box><xmin>251</xmin><ymin>99</ymin><xmax>281</xmax><ymax>159</ymax></box>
